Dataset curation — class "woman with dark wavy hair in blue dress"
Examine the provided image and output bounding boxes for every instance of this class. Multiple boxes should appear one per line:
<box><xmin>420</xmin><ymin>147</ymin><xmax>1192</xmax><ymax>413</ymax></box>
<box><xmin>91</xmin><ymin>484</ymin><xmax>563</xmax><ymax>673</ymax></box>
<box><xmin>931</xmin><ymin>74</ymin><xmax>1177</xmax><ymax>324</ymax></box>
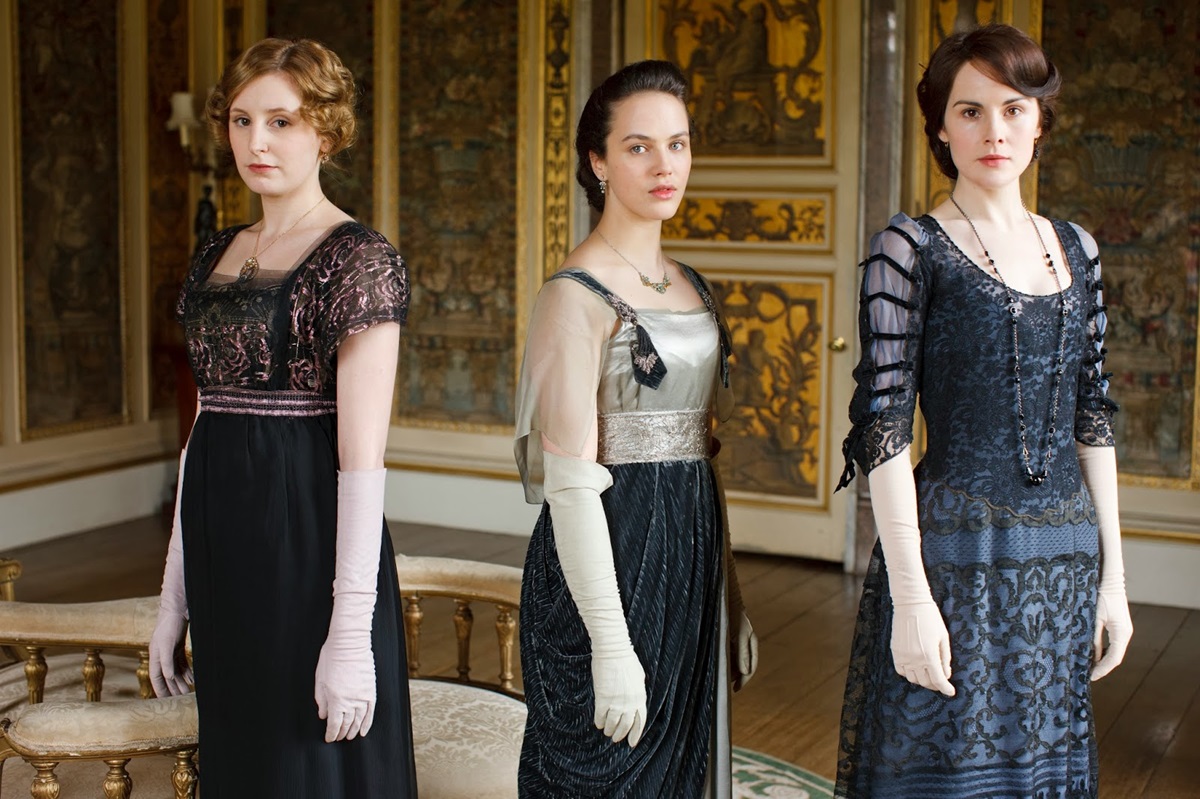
<box><xmin>835</xmin><ymin>24</ymin><xmax>1132</xmax><ymax>799</ymax></box>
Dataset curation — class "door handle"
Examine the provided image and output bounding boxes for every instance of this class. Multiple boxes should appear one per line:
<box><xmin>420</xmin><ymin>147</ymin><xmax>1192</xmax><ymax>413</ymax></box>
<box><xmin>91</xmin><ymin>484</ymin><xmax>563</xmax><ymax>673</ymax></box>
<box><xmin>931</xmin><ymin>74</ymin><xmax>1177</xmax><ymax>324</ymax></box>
<box><xmin>828</xmin><ymin>336</ymin><xmax>847</xmax><ymax>352</ymax></box>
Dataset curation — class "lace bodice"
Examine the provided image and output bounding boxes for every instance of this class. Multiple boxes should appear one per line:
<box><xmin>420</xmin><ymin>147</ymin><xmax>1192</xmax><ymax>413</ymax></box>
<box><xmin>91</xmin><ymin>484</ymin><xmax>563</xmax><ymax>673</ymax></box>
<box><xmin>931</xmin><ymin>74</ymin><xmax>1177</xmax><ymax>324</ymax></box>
<box><xmin>177</xmin><ymin>222</ymin><xmax>408</xmax><ymax>397</ymax></box>
<box><xmin>839</xmin><ymin>213</ymin><xmax>1117</xmax><ymax>505</ymax></box>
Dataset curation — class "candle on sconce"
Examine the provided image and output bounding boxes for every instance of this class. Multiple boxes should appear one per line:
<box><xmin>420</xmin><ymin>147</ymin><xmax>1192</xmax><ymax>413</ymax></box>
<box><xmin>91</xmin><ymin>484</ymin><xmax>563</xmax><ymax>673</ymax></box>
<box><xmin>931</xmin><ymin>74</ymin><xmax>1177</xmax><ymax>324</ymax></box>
<box><xmin>167</xmin><ymin>91</ymin><xmax>197</xmax><ymax>150</ymax></box>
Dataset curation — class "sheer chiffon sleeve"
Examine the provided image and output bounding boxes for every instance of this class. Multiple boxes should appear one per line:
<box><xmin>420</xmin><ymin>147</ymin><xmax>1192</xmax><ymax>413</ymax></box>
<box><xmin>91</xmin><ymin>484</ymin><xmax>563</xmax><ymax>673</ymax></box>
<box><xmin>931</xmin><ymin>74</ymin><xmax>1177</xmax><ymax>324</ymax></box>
<box><xmin>1069</xmin><ymin>222</ymin><xmax>1118</xmax><ymax>446</ymax></box>
<box><xmin>514</xmin><ymin>276</ymin><xmax>618</xmax><ymax>503</ymax></box>
<box><xmin>836</xmin><ymin>213</ymin><xmax>931</xmax><ymax>490</ymax></box>
<box><xmin>318</xmin><ymin>228</ymin><xmax>409</xmax><ymax>352</ymax></box>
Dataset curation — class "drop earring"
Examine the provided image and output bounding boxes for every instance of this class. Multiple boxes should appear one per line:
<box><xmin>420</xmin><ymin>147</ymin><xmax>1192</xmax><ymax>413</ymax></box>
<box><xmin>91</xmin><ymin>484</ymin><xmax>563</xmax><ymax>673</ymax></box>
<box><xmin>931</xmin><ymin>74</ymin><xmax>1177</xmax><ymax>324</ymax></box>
<box><xmin>599</xmin><ymin>179</ymin><xmax>607</xmax><ymax>195</ymax></box>
<box><xmin>1032</xmin><ymin>139</ymin><xmax>1042</xmax><ymax>160</ymax></box>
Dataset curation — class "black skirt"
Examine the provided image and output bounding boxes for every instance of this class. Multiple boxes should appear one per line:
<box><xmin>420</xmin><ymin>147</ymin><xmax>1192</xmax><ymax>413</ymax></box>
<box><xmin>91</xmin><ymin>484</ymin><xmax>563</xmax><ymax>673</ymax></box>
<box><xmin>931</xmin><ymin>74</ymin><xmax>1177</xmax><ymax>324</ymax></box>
<box><xmin>518</xmin><ymin>459</ymin><xmax>723</xmax><ymax>798</ymax></box>
<box><xmin>181</xmin><ymin>410</ymin><xmax>417</xmax><ymax>797</ymax></box>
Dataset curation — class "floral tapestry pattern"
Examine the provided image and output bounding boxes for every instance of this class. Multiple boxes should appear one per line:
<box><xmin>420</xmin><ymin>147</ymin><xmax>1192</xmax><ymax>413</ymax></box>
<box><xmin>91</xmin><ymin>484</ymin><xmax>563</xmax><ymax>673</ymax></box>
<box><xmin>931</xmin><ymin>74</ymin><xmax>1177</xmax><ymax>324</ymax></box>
<box><xmin>395</xmin><ymin>0</ymin><xmax>519</xmax><ymax>427</ymax></box>
<box><xmin>19</xmin><ymin>0</ymin><xmax>125</xmax><ymax>435</ymax></box>
<box><xmin>1039</xmin><ymin>2</ymin><xmax>1199</xmax><ymax>483</ymax></box>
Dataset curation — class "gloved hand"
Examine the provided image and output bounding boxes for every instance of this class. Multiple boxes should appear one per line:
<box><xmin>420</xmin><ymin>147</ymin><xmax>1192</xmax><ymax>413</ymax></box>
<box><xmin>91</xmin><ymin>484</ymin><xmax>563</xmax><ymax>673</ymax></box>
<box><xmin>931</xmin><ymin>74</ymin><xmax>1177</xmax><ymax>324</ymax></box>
<box><xmin>726</xmin><ymin>548</ymin><xmax>758</xmax><ymax>692</ymax></box>
<box><xmin>543</xmin><ymin>450</ymin><xmax>647</xmax><ymax>747</ymax></box>
<box><xmin>150</xmin><ymin>448</ymin><xmax>193</xmax><ymax>697</ymax></box>
<box><xmin>315</xmin><ymin>469</ymin><xmax>385</xmax><ymax>742</ymax></box>
<box><xmin>712</xmin><ymin>456</ymin><xmax>757</xmax><ymax>690</ymax></box>
<box><xmin>1077</xmin><ymin>444</ymin><xmax>1133</xmax><ymax>680</ymax></box>
<box><xmin>869</xmin><ymin>450</ymin><xmax>955</xmax><ymax>697</ymax></box>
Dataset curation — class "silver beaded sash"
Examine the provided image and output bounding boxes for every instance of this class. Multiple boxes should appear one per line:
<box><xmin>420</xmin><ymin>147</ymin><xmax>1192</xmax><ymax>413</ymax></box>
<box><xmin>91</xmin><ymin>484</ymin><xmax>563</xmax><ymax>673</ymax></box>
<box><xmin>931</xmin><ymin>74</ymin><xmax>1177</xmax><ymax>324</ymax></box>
<box><xmin>596</xmin><ymin>409</ymin><xmax>711</xmax><ymax>465</ymax></box>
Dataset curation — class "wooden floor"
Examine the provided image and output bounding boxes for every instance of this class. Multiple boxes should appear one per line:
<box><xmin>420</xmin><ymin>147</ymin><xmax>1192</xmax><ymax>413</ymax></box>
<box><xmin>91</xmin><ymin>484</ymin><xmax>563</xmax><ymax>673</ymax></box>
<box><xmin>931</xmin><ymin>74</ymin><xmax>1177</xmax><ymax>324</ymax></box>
<box><xmin>6</xmin><ymin>515</ymin><xmax>1199</xmax><ymax>797</ymax></box>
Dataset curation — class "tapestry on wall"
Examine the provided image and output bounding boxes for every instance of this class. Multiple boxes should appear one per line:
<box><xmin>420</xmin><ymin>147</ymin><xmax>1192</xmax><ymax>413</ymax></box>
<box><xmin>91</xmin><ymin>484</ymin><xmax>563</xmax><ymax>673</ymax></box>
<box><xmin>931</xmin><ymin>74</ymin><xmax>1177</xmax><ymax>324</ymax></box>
<box><xmin>18</xmin><ymin>0</ymin><xmax>125</xmax><ymax>435</ymax></box>
<box><xmin>395</xmin><ymin>0</ymin><xmax>519</xmax><ymax>428</ymax></box>
<box><xmin>1039</xmin><ymin>2</ymin><xmax>1199</xmax><ymax>485</ymax></box>
<box><xmin>147</xmin><ymin>0</ymin><xmax>192</xmax><ymax>413</ymax></box>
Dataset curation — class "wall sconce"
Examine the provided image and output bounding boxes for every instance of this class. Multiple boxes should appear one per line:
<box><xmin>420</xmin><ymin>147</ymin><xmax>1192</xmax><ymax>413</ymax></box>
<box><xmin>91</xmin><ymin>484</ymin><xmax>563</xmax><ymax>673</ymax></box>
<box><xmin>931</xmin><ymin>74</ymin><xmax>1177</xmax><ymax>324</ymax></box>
<box><xmin>167</xmin><ymin>91</ymin><xmax>223</xmax><ymax>251</ymax></box>
<box><xmin>166</xmin><ymin>91</ymin><xmax>216</xmax><ymax>174</ymax></box>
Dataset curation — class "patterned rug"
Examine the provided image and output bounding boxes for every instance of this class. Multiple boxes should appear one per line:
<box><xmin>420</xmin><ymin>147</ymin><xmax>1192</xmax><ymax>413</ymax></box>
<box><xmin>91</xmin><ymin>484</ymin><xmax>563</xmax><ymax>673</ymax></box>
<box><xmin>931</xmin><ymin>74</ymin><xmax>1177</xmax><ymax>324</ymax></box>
<box><xmin>733</xmin><ymin>747</ymin><xmax>836</xmax><ymax>798</ymax></box>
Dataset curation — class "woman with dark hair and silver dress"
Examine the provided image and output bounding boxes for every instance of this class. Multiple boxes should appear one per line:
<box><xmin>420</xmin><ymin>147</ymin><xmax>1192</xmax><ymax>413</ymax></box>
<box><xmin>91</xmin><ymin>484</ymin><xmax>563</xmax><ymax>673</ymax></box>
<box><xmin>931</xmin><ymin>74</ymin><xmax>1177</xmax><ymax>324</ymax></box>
<box><xmin>514</xmin><ymin>59</ymin><xmax>758</xmax><ymax>797</ymax></box>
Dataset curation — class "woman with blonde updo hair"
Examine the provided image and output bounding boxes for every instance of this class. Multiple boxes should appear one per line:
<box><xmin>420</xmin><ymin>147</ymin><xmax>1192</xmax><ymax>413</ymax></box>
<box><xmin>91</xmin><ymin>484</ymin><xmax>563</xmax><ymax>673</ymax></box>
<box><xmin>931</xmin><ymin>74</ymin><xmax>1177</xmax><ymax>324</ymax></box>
<box><xmin>148</xmin><ymin>37</ymin><xmax>418</xmax><ymax>797</ymax></box>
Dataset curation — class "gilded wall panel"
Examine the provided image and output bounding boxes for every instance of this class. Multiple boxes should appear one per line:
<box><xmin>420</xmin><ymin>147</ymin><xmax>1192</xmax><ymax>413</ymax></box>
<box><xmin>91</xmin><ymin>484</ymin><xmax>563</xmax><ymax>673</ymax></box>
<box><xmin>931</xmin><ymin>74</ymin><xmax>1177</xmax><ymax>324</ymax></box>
<box><xmin>663</xmin><ymin>192</ymin><xmax>829</xmax><ymax>250</ymax></box>
<box><xmin>542</xmin><ymin>0</ymin><xmax>572</xmax><ymax>280</ymax></box>
<box><xmin>712</xmin><ymin>278</ymin><xmax>826</xmax><ymax>500</ymax></box>
<box><xmin>394</xmin><ymin>0</ymin><xmax>519</xmax><ymax>428</ymax></box>
<box><xmin>1039</xmin><ymin>1</ymin><xmax>1199</xmax><ymax>488</ymax></box>
<box><xmin>147</xmin><ymin>0</ymin><xmax>192</xmax><ymax>413</ymax></box>
<box><xmin>655</xmin><ymin>0</ymin><xmax>832</xmax><ymax>160</ymax></box>
<box><xmin>18</xmin><ymin>0</ymin><xmax>126</xmax><ymax>436</ymax></box>
<box><xmin>266</xmin><ymin>0</ymin><xmax>375</xmax><ymax>223</ymax></box>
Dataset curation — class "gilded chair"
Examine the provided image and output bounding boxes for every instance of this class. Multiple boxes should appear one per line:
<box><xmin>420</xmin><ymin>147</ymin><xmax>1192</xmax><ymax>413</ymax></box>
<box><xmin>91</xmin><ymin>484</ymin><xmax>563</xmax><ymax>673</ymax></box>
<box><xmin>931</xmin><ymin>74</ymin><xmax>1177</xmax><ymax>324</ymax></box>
<box><xmin>0</xmin><ymin>571</ymin><xmax>199</xmax><ymax>799</ymax></box>
<box><xmin>0</xmin><ymin>553</ymin><xmax>525</xmax><ymax>799</ymax></box>
<box><xmin>398</xmin><ymin>554</ymin><xmax>527</xmax><ymax>799</ymax></box>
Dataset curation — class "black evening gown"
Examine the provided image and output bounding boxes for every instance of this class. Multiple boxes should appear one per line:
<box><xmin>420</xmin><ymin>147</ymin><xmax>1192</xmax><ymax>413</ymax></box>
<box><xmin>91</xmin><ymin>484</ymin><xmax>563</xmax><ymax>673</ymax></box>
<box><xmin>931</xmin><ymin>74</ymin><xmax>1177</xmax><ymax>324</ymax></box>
<box><xmin>176</xmin><ymin>222</ymin><xmax>418</xmax><ymax>798</ymax></box>
<box><xmin>515</xmin><ymin>267</ymin><xmax>735</xmax><ymax>798</ymax></box>
<box><xmin>835</xmin><ymin>213</ymin><xmax>1118</xmax><ymax>799</ymax></box>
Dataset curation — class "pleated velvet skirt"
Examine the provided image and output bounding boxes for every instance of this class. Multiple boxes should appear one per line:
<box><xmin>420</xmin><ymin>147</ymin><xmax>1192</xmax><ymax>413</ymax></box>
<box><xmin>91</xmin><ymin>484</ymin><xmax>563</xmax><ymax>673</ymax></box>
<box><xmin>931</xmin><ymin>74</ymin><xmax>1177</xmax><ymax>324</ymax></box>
<box><xmin>518</xmin><ymin>459</ymin><xmax>723</xmax><ymax>798</ymax></box>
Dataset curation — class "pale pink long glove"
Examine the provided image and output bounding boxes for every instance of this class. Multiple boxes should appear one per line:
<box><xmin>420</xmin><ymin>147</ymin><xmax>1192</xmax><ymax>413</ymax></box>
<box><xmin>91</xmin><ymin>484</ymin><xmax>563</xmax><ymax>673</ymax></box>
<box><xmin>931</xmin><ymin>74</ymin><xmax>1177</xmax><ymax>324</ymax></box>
<box><xmin>1077</xmin><ymin>444</ymin><xmax>1133</xmax><ymax>680</ymax></box>
<box><xmin>543</xmin><ymin>451</ymin><xmax>647</xmax><ymax>748</ymax></box>
<box><xmin>150</xmin><ymin>448</ymin><xmax>193</xmax><ymax>697</ymax></box>
<box><xmin>315</xmin><ymin>468</ymin><xmax>385</xmax><ymax>742</ymax></box>
<box><xmin>869</xmin><ymin>450</ymin><xmax>955</xmax><ymax>697</ymax></box>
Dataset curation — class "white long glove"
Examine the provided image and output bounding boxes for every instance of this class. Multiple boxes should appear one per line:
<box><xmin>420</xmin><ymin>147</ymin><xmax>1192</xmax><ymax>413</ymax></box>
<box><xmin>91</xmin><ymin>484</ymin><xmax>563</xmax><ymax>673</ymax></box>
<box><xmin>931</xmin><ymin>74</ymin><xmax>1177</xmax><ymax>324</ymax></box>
<box><xmin>315</xmin><ymin>468</ymin><xmax>385</xmax><ymax>742</ymax></box>
<box><xmin>725</xmin><ymin>551</ymin><xmax>758</xmax><ymax>692</ymax></box>
<box><xmin>715</xmin><ymin>457</ymin><xmax>757</xmax><ymax>691</ymax></box>
<box><xmin>150</xmin><ymin>449</ymin><xmax>193</xmax><ymax>697</ymax></box>
<box><xmin>1077</xmin><ymin>444</ymin><xmax>1133</xmax><ymax>680</ymax></box>
<box><xmin>869</xmin><ymin>450</ymin><xmax>955</xmax><ymax>697</ymax></box>
<box><xmin>543</xmin><ymin>450</ymin><xmax>647</xmax><ymax>747</ymax></box>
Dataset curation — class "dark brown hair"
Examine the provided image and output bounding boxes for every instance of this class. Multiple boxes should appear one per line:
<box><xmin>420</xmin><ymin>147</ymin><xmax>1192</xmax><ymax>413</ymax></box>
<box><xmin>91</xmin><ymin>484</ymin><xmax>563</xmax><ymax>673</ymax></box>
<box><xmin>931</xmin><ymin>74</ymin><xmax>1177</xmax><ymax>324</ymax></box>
<box><xmin>575</xmin><ymin>60</ymin><xmax>690</xmax><ymax>212</ymax></box>
<box><xmin>205</xmin><ymin>38</ymin><xmax>357</xmax><ymax>160</ymax></box>
<box><xmin>916</xmin><ymin>23</ymin><xmax>1061</xmax><ymax>180</ymax></box>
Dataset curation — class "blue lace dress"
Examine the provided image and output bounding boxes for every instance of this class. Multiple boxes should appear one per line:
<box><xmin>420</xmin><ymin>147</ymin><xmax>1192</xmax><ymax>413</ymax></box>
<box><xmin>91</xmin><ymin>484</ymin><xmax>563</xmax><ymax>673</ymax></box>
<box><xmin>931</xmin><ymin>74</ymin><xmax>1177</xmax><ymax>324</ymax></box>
<box><xmin>176</xmin><ymin>222</ymin><xmax>417</xmax><ymax>798</ymax></box>
<box><xmin>835</xmin><ymin>213</ymin><xmax>1117</xmax><ymax>799</ymax></box>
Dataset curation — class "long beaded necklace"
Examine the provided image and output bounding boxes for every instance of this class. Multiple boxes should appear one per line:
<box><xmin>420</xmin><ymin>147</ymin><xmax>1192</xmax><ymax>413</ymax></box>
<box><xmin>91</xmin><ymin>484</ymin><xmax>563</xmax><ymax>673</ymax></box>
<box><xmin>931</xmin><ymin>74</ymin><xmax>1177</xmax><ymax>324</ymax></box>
<box><xmin>596</xmin><ymin>231</ymin><xmax>672</xmax><ymax>294</ymax></box>
<box><xmin>949</xmin><ymin>194</ymin><xmax>1068</xmax><ymax>486</ymax></box>
<box><xmin>239</xmin><ymin>196</ymin><xmax>327</xmax><ymax>282</ymax></box>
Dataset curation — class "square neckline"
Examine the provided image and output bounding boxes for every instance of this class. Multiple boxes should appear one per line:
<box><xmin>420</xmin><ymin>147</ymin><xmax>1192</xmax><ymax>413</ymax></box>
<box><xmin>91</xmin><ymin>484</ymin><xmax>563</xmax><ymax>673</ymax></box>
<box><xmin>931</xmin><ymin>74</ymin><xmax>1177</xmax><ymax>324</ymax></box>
<box><xmin>200</xmin><ymin>220</ymin><xmax>361</xmax><ymax>288</ymax></box>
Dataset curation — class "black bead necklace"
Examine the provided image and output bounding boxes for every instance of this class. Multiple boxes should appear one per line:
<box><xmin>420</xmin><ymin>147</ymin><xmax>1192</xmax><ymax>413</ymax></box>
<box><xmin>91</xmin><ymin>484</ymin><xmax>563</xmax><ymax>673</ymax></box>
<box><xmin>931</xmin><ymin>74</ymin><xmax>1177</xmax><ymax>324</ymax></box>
<box><xmin>950</xmin><ymin>194</ymin><xmax>1068</xmax><ymax>486</ymax></box>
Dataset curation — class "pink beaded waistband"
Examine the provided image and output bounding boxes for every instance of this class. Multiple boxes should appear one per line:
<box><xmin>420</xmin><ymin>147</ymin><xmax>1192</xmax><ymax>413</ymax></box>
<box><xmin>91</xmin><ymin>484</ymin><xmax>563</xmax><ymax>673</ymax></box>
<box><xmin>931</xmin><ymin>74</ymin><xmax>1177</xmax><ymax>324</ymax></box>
<box><xmin>199</xmin><ymin>387</ymin><xmax>336</xmax><ymax>417</ymax></box>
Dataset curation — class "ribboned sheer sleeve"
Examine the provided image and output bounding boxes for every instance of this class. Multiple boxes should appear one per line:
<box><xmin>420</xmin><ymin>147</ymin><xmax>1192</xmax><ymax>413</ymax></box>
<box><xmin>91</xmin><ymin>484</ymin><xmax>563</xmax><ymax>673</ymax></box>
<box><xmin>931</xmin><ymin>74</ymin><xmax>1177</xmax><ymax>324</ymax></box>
<box><xmin>836</xmin><ymin>213</ymin><xmax>931</xmax><ymax>490</ymax></box>
<box><xmin>514</xmin><ymin>276</ymin><xmax>618</xmax><ymax>503</ymax></box>
<box><xmin>1070</xmin><ymin>223</ymin><xmax>1118</xmax><ymax>446</ymax></box>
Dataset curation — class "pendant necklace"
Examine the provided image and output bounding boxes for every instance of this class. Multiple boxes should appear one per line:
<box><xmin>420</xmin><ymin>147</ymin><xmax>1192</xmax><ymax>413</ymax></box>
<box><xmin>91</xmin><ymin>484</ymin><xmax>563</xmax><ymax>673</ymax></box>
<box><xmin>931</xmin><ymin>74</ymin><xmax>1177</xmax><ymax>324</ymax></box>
<box><xmin>950</xmin><ymin>194</ymin><xmax>1068</xmax><ymax>486</ymax></box>
<box><xmin>239</xmin><ymin>196</ymin><xmax>327</xmax><ymax>282</ymax></box>
<box><xmin>597</xmin><ymin>231</ymin><xmax>672</xmax><ymax>294</ymax></box>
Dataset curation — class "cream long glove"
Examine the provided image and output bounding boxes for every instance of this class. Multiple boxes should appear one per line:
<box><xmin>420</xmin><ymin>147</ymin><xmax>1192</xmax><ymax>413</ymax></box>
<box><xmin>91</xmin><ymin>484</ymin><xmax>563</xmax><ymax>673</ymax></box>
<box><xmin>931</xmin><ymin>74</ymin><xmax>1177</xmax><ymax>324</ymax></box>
<box><xmin>314</xmin><ymin>468</ymin><xmax>386</xmax><ymax>743</ymax></box>
<box><xmin>715</xmin><ymin>460</ymin><xmax>757</xmax><ymax>691</ymax></box>
<box><xmin>869</xmin><ymin>449</ymin><xmax>955</xmax><ymax>697</ymax></box>
<box><xmin>725</xmin><ymin>550</ymin><xmax>758</xmax><ymax>692</ymax></box>
<box><xmin>1077</xmin><ymin>444</ymin><xmax>1133</xmax><ymax>680</ymax></box>
<box><xmin>543</xmin><ymin>450</ymin><xmax>647</xmax><ymax>747</ymax></box>
<box><xmin>149</xmin><ymin>448</ymin><xmax>193</xmax><ymax>697</ymax></box>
